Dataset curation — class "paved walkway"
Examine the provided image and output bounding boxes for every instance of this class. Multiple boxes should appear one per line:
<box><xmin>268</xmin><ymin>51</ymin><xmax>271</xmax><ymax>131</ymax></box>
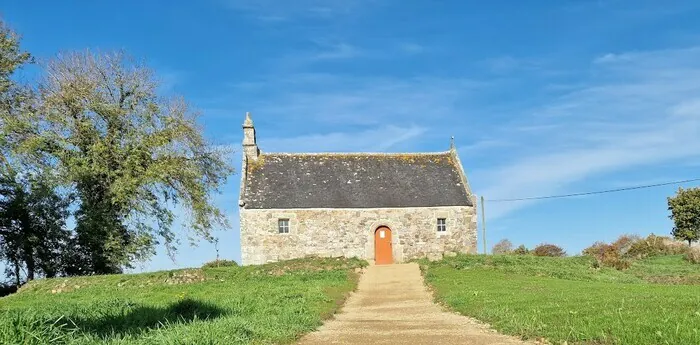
<box><xmin>297</xmin><ymin>263</ymin><xmax>531</xmax><ymax>345</ymax></box>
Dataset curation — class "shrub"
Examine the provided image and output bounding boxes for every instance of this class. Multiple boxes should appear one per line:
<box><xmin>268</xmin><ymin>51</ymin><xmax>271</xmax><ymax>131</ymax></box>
<box><xmin>0</xmin><ymin>284</ymin><xmax>18</xmax><ymax>298</ymax></box>
<box><xmin>492</xmin><ymin>239</ymin><xmax>514</xmax><ymax>254</ymax></box>
<box><xmin>582</xmin><ymin>241</ymin><xmax>607</xmax><ymax>257</ymax></box>
<box><xmin>686</xmin><ymin>246</ymin><xmax>700</xmax><ymax>264</ymax></box>
<box><xmin>513</xmin><ymin>245</ymin><xmax>530</xmax><ymax>255</ymax></box>
<box><xmin>597</xmin><ymin>243</ymin><xmax>630</xmax><ymax>270</ymax></box>
<box><xmin>202</xmin><ymin>259</ymin><xmax>238</xmax><ymax>269</ymax></box>
<box><xmin>611</xmin><ymin>234</ymin><xmax>642</xmax><ymax>256</ymax></box>
<box><xmin>626</xmin><ymin>234</ymin><xmax>688</xmax><ymax>259</ymax></box>
<box><xmin>582</xmin><ymin>234</ymin><xmax>691</xmax><ymax>270</ymax></box>
<box><xmin>602</xmin><ymin>255</ymin><xmax>632</xmax><ymax>270</ymax></box>
<box><xmin>582</xmin><ymin>235</ymin><xmax>639</xmax><ymax>270</ymax></box>
<box><xmin>533</xmin><ymin>243</ymin><xmax>566</xmax><ymax>257</ymax></box>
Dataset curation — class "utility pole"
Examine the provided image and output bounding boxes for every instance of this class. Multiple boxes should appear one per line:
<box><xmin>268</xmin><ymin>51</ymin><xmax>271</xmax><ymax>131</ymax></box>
<box><xmin>481</xmin><ymin>195</ymin><xmax>487</xmax><ymax>254</ymax></box>
<box><xmin>214</xmin><ymin>238</ymin><xmax>220</xmax><ymax>267</ymax></box>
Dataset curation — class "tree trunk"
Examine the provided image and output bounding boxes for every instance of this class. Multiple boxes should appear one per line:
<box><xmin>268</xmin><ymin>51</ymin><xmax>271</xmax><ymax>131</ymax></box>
<box><xmin>21</xmin><ymin>214</ymin><xmax>36</xmax><ymax>281</ymax></box>
<box><xmin>26</xmin><ymin>257</ymin><xmax>35</xmax><ymax>281</ymax></box>
<box><xmin>13</xmin><ymin>261</ymin><xmax>21</xmax><ymax>287</ymax></box>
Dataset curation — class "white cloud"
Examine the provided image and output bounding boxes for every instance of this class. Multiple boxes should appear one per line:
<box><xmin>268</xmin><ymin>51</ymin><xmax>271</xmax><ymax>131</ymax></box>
<box><xmin>481</xmin><ymin>55</ymin><xmax>545</xmax><ymax>74</ymax></box>
<box><xmin>311</xmin><ymin>43</ymin><xmax>363</xmax><ymax>60</ymax></box>
<box><xmin>473</xmin><ymin>46</ymin><xmax>700</xmax><ymax>219</ymax></box>
<box><xmin>225</xmin><ymin>0</ymin><xmax>378</xmax><ymax>21</ymax></box>
<box><xmin>234</xmin><ymin>74</ymin><xmax>488</xmax><ymax>127</ymax></box>
<box><xmin>259</xmin><ymin>125</ymin><xmax>426</xmax><ymax>153</ymax></box>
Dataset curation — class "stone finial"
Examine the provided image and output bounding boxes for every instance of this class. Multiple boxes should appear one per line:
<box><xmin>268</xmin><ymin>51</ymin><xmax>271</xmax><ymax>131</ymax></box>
<box><xmin>243</xmin><ymin>112</ymin><xmax>254</xmax><ymax>128</ymax></box>
<box><xmin>450</xmin><ymin>136</ymin><xmax>455</xmax><ymax>151</ymax></box>
<box><xmin>242</xmin><ymin>112</ymin><xmax>259</xmax><ymax>160</ymax></box>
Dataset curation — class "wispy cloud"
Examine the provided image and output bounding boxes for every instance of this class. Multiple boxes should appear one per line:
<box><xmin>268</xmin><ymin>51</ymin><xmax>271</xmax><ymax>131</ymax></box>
<box><xmin>481</xmin><ymin>55</ymin><xmax>545</xmax><ymax>74</ymax></box>
<box><xmin>473</xmin><ymin>46</ymin><xmax>700</xmax><ymax>219</ymax></box>
<box><xmin>458</xmin><ymin>140</ymin><xmax>513</xmax><ymax>155</ymax></box>
<box><xmin>259</xmin><ymin>125</ymin><xmax>427</xmax><ymax>153</ymax></box>
<box><xmin>310</xmin><ymin>42</ymin><xmax>364</xmax><ymax>60</ymax></box>
<box><xmin>226</xmin><ymin>73</ymin><xmax>488</xmax><ymax>127</ymax></box>
<box><xmin>264</xmin><ymin>40</ymin><xmax>428</xmax><ymax>70</ymax></box>
<box><xmin>224</xmin><ymin>0</ymin><xmax>379</xmax><ymax>21</ymax></box>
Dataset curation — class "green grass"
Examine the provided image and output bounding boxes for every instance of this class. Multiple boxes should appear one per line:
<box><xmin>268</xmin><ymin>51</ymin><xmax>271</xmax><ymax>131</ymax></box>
<box><xmin>421</xmin><ymin>254</ymin><xmax>700</xmax><ymax>345</ymax></box>
<box><xmin>0</xmin><ymin>257</ymin><xmax>367</xmax><ymax>345</ymax></box>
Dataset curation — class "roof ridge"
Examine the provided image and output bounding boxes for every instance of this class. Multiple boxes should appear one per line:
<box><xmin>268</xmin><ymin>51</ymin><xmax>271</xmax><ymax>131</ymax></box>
<box><xmin>262</xmin><ymin>151</ymin><xmax>451</xmax><ymax>156</ymax></box>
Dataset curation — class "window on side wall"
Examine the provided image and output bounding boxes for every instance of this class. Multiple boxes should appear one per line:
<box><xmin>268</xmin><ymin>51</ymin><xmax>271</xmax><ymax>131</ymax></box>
<box><xmin>278</xmin><ymin>219</ymin><xmax>290</xmax><ymax>234</ymax></box>
<box><xmin>437</xmin><ymin>218</ymin><xmax>447</xmax><ymax>232</ymax></box>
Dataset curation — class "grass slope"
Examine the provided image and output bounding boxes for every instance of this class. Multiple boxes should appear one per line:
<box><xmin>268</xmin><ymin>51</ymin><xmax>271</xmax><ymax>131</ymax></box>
<box><xmin>0</xmin><ymin>257</ymin><xmax>367</xmax><ymax>345</ymax></box>
<box><xmin>421</xmin><ymin>255</ymin><xmax>700</xmax><ymax>345</ymax></box>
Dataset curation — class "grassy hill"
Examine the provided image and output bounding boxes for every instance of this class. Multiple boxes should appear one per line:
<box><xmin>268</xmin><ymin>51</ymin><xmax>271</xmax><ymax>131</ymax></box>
<box><xmin>0</xmin><ymin>257</ymin><xmax>366</xmax><ymax>345</ymax></box>
<box><xmin>421</xmin><ymin>254</ymin><xmax>700</xmax><ymax>345</ymax></box>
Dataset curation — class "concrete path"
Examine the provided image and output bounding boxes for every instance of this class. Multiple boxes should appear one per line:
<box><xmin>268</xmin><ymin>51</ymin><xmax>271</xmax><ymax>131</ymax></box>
<box><xmin>297</xmin><ymin>263</ymin><xmax>532</xmax><ymax>345</ymax></box>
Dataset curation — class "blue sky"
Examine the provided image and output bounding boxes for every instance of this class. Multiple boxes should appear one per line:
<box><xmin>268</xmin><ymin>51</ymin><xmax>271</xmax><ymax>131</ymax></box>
<box><xmin>3</xmin><ymin>0</ymin><xmax>700</xmax><ymax>271</ymax></box>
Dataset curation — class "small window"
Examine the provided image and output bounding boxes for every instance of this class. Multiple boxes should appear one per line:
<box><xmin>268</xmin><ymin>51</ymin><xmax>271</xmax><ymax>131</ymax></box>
<box><xmin>437</xmin><ymin>218</ymin><xmax>447</xmax><ymax>232</ymax></box>
<box><xmin>278</xmin><ymin>219</ymin><xmax>290</xmax><ymax>234</ymax></box>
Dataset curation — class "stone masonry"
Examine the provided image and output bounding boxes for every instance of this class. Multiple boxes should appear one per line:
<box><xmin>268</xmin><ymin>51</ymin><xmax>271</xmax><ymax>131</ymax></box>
<box><xmin>240</xmin><ymin>206</ymin><xmax>477</xmax><ymax>265</ymax></box>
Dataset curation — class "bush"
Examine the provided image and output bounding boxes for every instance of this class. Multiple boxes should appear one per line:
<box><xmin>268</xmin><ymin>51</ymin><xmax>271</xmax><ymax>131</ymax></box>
<box><xmin>513</xmin><ymin>245</ymin><xmax>530</xmax><ymax>255</ymax></box>
<box><xmin>492</xmin><ymin>239</ymin><xmax>514</xmax><ymax>254</ymax></box>
<box><xmin>583</xmin><ymin>234</ymin><xmax>690</xmax><ymax>270</ymax></box>
<box><xmin>686</xmin><ymin>246</ymin><xmax>700</xmax><ymax>264</ymax></box>
<box><xmin>583</xmin><ymin>242</ymin><xmax>620</xmax><ymax>269</ymax></box>
<box><xmin>626</xmin><ymin>234</ymin><xmax>688</xmax><ymax>259</ymax></box>
<box><xmin>582</xmin><ymin>235</ymin><xmax>639</xmax><ymax>270</ymax></box>
<box><xmin>0</xmin><ymin>284</ymin><xmax>18</xmax><ymax>298</ymax></box>
<box><xmin>533</xmin><ymin>243</ymin><xmax>566</xmax><ymax>257</ymax></box>
<box><xmin>202</xmin><ymin>259</ymin><xmax>238</xmax><ymax>269</ymax></box>
<box><xmin>611</xmin><ymin>234</ymin><xmax>642</xmax><ymax>256</ymax></box>
<box><xmin>582</xmin><ymin>241</ymin><xmax>607</xmax><ymax>257</ymax></box>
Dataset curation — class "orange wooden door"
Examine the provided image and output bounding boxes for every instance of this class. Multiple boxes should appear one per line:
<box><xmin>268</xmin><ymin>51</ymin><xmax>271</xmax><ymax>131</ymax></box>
<box><xmin>374</xmin><ymin>227</ymin><xmax>393</xmax><ymax>265</ymax></box>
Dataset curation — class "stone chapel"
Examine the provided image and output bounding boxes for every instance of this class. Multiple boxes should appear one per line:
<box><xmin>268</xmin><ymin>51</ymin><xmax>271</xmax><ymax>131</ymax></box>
<box><xmin>238</xmin><ymin>113</ymin><xmax>477</xmax><ymax>265</ymax></box>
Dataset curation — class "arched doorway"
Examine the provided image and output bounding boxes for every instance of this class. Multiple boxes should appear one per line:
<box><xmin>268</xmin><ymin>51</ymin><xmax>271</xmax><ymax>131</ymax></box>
<box><xmin>374</xmin><ymin>226</ymin><xmax>393</xmax><ymax>265</ymax></box>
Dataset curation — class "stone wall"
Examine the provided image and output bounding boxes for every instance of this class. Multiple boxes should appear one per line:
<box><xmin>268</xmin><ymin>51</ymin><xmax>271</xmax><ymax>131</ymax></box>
<box><xmin>240</xmin><ymin>206</ymin><xmax>477</xmax><ymax>265</ymax></box>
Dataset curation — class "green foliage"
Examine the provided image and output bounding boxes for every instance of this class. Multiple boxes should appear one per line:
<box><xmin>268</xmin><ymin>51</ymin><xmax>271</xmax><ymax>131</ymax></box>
<box><xmin>202</xmin><ymin>259</ymin><xmax>238</xmax><ymax>269</ymax></box>
<box><xmin>1</xmin><ymin>50</ymin><xmax>234</xmax><ymax>274</ymax></box>
<box><xmin>686</xmin><ymin>246</ymin><xmax>700</xmax><ymax>264</ymax></box>
<box><xmin>583</xmin><ymin>234</ymin><xmax>692</xmax><ymax>271</ymax></box>
<box><xmin>626</xmin><ymin>234</ymin><xmax>688</xmax><ymax>259</ymax></box>
<box><xmin>0</xmin><ymin>170</ymin><xmax>71</xmax><ymax>285</ymax></box>
<box><xmin>0</xmin><ymin>20</ymin><xmax>33</xmax><ymax>169</ymax></box>
<box><xmin>0</xmin><ymin>312</ymin><xmax>75</xmax><ymax>345</ymax></box>
<box><xmin>582</xmin><ymin>234</ymin><xmax>642</xmax><ymax>270</ymax></box>
<box><xmin>532</xmin><ymin>243</ymin><xmax>566</xmax><ymax>257</ymax></box>
<box><xmin>491</xmin><ymin>238</ymin><xmax>513</xmax><ymax>254</ymax></box>
<box><xmin>668</xmin><ymin>187</ymin><xmax>700</xmax><ymax>245</ymax></box>
<box><xmin>0</xmin><ymin>19</ymin><xmax>32</xmax><ymax>106</ymax></box>
<box><xmin>422</xmin><ymin>254</ymin><xmax>700</xmax><ymax>344</ymax></box>
<box><xmin>0</xmin><ymin>257</ymin><xmax>366</xmax><ymax>344</ymax></box>
<box><xmin>512</xmin><ymin>244</ymin><xmax>529</xmax><ymax>255</ymax></box>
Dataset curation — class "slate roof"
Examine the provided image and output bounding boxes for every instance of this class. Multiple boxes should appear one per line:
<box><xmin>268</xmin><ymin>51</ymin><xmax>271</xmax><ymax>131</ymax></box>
<box><xmin>242</xmin><ymin>152</ymin><xmax>473</xmax><ymax>209</ymax></box>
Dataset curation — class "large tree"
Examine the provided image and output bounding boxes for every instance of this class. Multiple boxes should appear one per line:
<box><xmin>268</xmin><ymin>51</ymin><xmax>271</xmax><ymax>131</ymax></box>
<box><xmin>1</xmin><ymin>51</ymin><xmax>233</xmax><ymax>274</ymax></box>
<box><xmin>668</xmin><ymin>187</ymin><xmax>700</xmax><ymax>246</ymax></box>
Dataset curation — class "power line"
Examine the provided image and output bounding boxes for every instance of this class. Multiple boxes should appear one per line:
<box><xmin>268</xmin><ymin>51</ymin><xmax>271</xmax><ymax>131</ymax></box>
<box><xmin>486</xmin><ymin>178</ymin><xmax>700</xmax><ymax>203</ymax></box>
